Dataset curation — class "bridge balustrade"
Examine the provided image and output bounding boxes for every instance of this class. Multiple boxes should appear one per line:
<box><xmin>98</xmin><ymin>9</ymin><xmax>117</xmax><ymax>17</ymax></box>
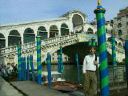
<box><xmin>0</xmin><ymin>33</ymin><xmax>125</xmax><ymax>64</ymax></box>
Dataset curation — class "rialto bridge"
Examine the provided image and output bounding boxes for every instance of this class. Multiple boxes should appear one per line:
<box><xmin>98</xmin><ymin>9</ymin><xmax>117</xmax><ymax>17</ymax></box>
<box><xmin>0</xmin><ymin>10</ymin><xmax>97</xmax><ymax>48</ymax></box>
<box><xmin>0</xmin><ymin>10</ymin><xmax>125</xmax><ymax>66</ymax></box>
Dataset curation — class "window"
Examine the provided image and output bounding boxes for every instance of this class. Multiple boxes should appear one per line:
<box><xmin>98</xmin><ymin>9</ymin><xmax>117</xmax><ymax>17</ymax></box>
<box><xmin>126</xmin><ymin>14</ymin><xmax>128</xmax><ymax>18</ymax></box>
<box><xmin>118</xmin><ymin>23</ymin><xmax>122</xmax><ymax>28</ymax></box>
<box><xmin>127</xmin><ymin>22</ymin><xmax>128</xmax><ymax>25</ymax></box>
<box><xmin>118</xmin><ymin>30</ymin><xmax>122</xmax><ymax>36</ymax></box>
<box><xmin>117</xmin><ymin>17</ymin><xmax>121</xmax><ymax>20</ymax></box>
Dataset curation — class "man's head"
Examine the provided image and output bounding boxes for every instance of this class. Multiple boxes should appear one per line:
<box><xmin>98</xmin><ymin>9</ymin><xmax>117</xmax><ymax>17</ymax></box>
<box><xmin>89</xmin><ymin>47</ymin><xmax>96</xmax><ymax>55</ymax></box>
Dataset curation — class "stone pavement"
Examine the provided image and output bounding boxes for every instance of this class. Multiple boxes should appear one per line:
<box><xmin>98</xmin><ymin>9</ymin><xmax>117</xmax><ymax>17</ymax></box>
<box><xmin>11</xmin><ymin>81</ymin><xmax>70</xmax><ymax>96</ymax></box>
<box><xmin>0</xmin><ymin>76</ymin><xmax>23</xmax><ymax>96</ymax></box>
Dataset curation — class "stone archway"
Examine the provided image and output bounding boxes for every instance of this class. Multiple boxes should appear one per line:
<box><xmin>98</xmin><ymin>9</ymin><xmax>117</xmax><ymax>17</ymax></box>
<box><xmin>8</xmin><ymin>30</ymin><xmax>21</xmax><ymax>46</ymax></box>
<box><xmin>0</xmin><ymin>33</ymin><xmax>5</xmax><ymax>48</ymax></box>
<box><xmin>49</xmin><ymin>25</ymin><xmax>59</xmax><ymax>38</ymax></box>
<box><xmin>72</xmin><ymin>14</ymin><xmax>84</xmax><ymax>33</ymax></box>
<box><xmin>38</xmin><ymin>26</ymin><xmax>48</xmax><ymax>40</ymax></box>
<box><xmin>24</xmin><ymin>28</ymin><xmax>35</xmax><ymax>43</ymax></box>
<box><xmin>87</xmin><ymin>28</ymin><xmax>93</xmax><ymax>34</ymax></box>
<box><xmin>61</xmin><ymin>23</ymin><xmax>69</xmax><ymax>36</ymax></box>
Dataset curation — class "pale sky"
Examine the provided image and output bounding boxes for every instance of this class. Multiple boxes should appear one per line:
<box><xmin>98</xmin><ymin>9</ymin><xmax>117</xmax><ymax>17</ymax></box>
<box><xmin>0</xmin><ymin>0</ymin><xmax>128</xmax><ymax>25</ymax></box>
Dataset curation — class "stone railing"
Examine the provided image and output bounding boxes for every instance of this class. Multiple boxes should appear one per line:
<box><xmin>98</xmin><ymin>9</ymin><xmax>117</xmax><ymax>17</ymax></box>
<box><xmin>0</xmin><ymin>33</ymin><xmax>125</xmax><ymax>63</ymax></box>
<box><xmin>0</xmin><ymin>34</ymin><xmax>79</xmax><ymax>57</ymax></box>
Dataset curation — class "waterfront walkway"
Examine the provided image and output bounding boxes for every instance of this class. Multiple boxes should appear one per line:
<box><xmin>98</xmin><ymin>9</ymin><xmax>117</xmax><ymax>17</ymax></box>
<box><xmin>0</xmin><ymin>76</ymin><xmax>23</xmax><ymax>96</ymax></box>
<box><xmin>0</xmin><ymin>76</ymin><xmax>70</xmax><ymax>96</ymax></box>
<box><xmin>10</xmin><ymin>81</ymin><xmax>69</xmax><ymax>96</ymax></box>
<box><xmin>0</xmin><ymin>76</ymin><xmax>128</xmax><ymax>96</ymax></box>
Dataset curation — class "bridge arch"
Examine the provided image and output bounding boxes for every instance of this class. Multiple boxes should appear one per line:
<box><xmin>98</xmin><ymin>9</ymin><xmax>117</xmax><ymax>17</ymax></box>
<box><xmin>38</xmin><ymin>26</ymin><xmax>48</xmax><ymax>40</ymax></box>
<box><xmin>8</xmin><ymin>30</ymin><xmax>21</xmax><ymax>46</ymax></box>
<box><xmin>0</xmin><ymin>33</ymin><xmax>5</xmax><ymax>48</ymax></box>
<box><xmin>61</xmin><ymin>23</ymin><xmax>69</xmax><ymax>36</ymax></box>
<box><xmin>72</xmin><ymin>14</ymin><xmax>84</xmax><ymax>33</ymax></box>
<box><xmin>49</xmin><ymin>25</ymin><xmax>59</xmax><ymax>38</ymax></box>
<box><xmin>24</xmin><ymin>28</ymin><xmax>35</xmax><ymax>43</ymax></box>
<box><xmin>87</xmin><ymin>28</ymin><xmax>94</xmax><ymax>34</ymax></box>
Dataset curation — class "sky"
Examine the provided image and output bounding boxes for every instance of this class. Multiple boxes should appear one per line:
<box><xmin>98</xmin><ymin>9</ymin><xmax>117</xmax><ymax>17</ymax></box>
<box><xmin>0</xmin><ymin>0</ymin><xmax>128</xmax><ymax>25</ymax></box>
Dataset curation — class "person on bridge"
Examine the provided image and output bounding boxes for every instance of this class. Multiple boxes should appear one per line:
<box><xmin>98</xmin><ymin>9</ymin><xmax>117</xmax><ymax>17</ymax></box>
<box><xmin>82</xmin><ymin>47</ymin><xmax>99</xmax><ymax>96</ymax></box>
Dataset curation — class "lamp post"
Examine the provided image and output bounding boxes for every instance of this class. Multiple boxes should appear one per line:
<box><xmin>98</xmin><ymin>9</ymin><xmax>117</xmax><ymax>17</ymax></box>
<box><xmin>94</xmin><ymin>0</ymin><xmax>109</xmax><ymax>95</ymax></box>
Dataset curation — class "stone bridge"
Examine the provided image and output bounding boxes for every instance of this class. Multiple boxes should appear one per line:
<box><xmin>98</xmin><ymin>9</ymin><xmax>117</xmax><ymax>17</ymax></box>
<box><xmin>0</xmin><ymin>33</ymin><xmax>125</xmax><ymax>66</ymax></box>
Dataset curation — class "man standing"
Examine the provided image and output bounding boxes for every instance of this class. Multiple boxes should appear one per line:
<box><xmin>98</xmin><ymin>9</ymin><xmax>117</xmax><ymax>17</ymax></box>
<box><xmin>83</xmin><ymin>47</ymin><xmax>98</xmax><ymax>96</ymax></box>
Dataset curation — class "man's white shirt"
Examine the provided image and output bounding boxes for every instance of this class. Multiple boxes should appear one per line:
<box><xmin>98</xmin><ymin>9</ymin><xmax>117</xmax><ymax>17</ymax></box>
<box><xmin>83</xmin><ymin>54</ymin><xmax>99</xmax><ymax>73</ymax></box>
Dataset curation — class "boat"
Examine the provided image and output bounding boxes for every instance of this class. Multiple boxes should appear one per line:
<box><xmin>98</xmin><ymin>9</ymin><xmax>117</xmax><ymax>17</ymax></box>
<box><xmin>42</xmin><ymin>71</ymin><xmax>78</xmax><ymax>92</ymax></box>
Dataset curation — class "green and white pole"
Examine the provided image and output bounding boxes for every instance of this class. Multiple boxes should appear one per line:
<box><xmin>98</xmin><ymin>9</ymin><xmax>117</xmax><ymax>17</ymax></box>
<box><xmin>17</xmin><ymin>43</ymin><xmax>22</xmax><ymax>80</ymax></box>
<box><xmin>36</xmin><ymin>32</ymin><xmax>42</xmax><ymax>84</ymax></box>
<box><xmin>94</xmin><ymin>0</ymin><xmax>109</xmax><ymax>95</ymax></box>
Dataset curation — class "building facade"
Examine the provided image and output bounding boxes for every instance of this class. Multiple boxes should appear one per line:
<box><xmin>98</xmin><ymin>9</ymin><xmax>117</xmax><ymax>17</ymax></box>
<box><xmin>113</xmin><ymin>7</ymin><xmax>128</xmax><ymax>40</ymax></box>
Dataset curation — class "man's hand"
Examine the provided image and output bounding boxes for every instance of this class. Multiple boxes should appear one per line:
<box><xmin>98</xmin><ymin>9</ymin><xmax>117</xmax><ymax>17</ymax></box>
<box><xmin>94</xmin><ymin>61</ymin><xmax>98</xmax><ymax>65</ymax></box>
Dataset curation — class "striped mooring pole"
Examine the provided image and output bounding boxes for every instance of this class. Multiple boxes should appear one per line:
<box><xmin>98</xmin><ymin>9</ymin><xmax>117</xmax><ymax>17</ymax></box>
<box><xmin>89</xmin><ymin>38</ymin><xmax>96</xmax><ymax>47</ymax></box>
<box><xmin>111</xmin><ymin>32</ymin><xmax>117</xmax><ymax>81</ymax></box>
<box><xmin>46</xmin><ymin>53</ymin><xmax>52</xmax><ymax>88</ymax></box>
<box><xmin>57</xmin><ymin>46</ymin><xmax>64</xmax><ymax>73</ymax></box>
<box><xmin>17</xmin><ymin>44</ymin><xmax>22</xmax><ymax>80</ymax></box>
<box><xmin>94</xmin><ymin>0</ymin><xmax>109</xmax><ymax>96</ymax></box>
<box><xmin>111</xmin><ymin>33</ymin><xmax>117</xmax><ymax>66</ymax></box>
<box><xmin>30</xmin><ymin>55</ymin><xmax>35</xmax><ymax>81</ymax></box>
<box><xmin>124</xmin><ymin>35</ymin><xmax>128</xmax><ymax>88</ymax></box>
<box><xmin>75</xmin><ymin>53</ymin><xmax>80</xmax><ymax>84</ymax></box>
<box><xmin>22</xmin><ymin>57</ymin><xmax>26</xmax><ymax>80</ymax></box>
<box><xmin>36</xmin><ymin>33</ymin><xmax>42</xmax><ymax>84</ymax></box>
<box><xmin>26</xmin><ymin>55</ymin><xmax>30</xmax><ymax>80</ymax></box>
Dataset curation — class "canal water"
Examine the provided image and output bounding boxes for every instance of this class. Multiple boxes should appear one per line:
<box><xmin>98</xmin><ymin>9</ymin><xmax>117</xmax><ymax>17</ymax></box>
<box><xmin>42</xmin><ymin>64</ymin><xmax>126</xmax><ymax>84</ymax></box>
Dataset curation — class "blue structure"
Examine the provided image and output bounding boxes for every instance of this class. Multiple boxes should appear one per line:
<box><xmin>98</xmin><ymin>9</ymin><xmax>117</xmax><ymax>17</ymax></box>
<box><xmin>57</xmin><ymin>47</ymin><xmax>64</xmax><ymax>73</ymax></box>
<box><xmin>17</xmin><ymin>44</ymin><xmax>22</xmax><ymax>80</ymax></box>
<box><xmin>46</xmin><ymin>53</ymin><xmax>52</xmax><ymax>88</ymax></box>
<box><xmin>94</xmin><ymin>0</ymin><xmax>109</xmax><ymax>95</ymax></box>
<box><xmin>111</xmin><ymin>32</ymin><xmax>117</xmax><ymax>81</ymax></box>
<box><xmin>36</xmin><ymin>34</ymin><xmax>42</xmax><ymax>84</ymax></box>
<box><xmin>30</xmin><ymin>55</ymin><xmax>35</xmax><ymax>81</ymax></box>
<box><xmin>75</xmin><ymin>53</ymin><xmax>80</xmax><ymax>84</ymax></box>
<box><xmin>26</xmin><ymin>55</ymin><xmax>30</xmax><ymax>80</ymax></box>
<box><xmin>124</xmin><ymin>35</ymin><xmax>128</xmax><ymax>88</ymax></box>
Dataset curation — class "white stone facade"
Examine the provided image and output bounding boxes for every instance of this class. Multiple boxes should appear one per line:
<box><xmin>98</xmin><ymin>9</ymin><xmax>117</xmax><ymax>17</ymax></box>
<box><xmin>113</xmin><ymin>7</ymin><xmax>128</xmax><ymax>39</ymax></box>
<box><xmin>0</xmin><ymin>10</ymin><xmax>96</xmax><ymax>48</ymax></box>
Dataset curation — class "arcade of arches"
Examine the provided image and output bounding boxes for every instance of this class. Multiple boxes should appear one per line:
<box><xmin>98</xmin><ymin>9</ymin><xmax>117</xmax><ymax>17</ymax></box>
<box><xmin>0</xmin><ymin>12</ymin><xmax>95</xmax><ymax>48</ymax></box>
